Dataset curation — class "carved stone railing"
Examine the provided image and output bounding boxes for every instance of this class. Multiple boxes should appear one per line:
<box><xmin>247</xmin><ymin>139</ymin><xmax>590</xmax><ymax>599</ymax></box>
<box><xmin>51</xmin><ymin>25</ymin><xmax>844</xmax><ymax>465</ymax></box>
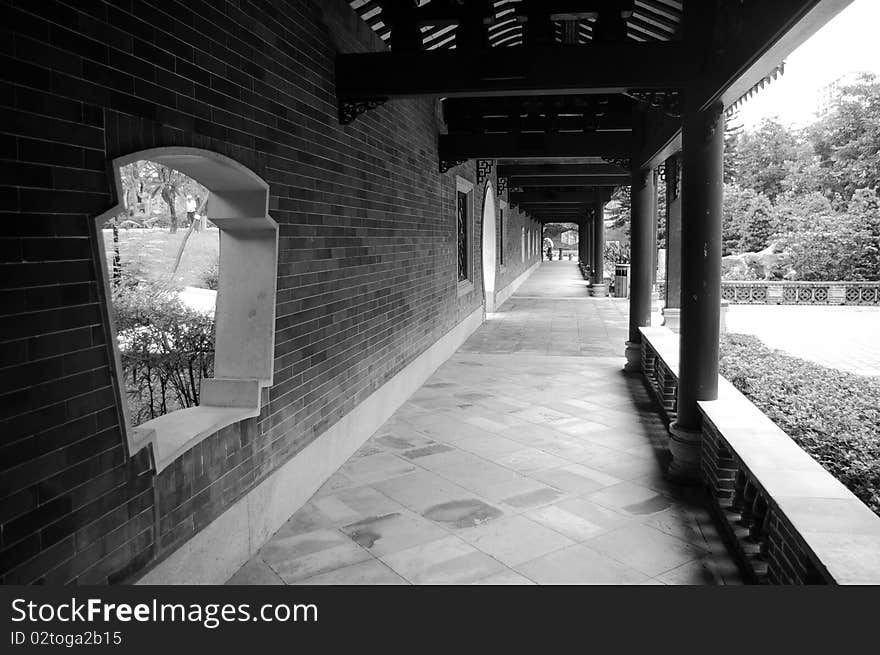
<box><xmin>720</xmin><ymin>281</ymin><xmax>880</xmax><ymax>305</ymax></box>
<box><xmin>639</xmin><ymin>327</ymin><xmax>880</xmax><ymax>585</ymax></box>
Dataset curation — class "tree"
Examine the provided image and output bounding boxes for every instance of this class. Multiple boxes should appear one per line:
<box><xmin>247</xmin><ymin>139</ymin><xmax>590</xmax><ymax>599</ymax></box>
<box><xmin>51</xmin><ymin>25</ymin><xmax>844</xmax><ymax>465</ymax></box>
<box><xmin>723</xmin><ymin>108</ymin><xmax>745</xmax><ymax>184</ymax></box>
<box><xmin>807</xmin><ymin>73</ymin><xmax>880</xmax><ymax>204</ymax></box>
<box><xmin>847</xmin><ymin>187</ymin><xmax>880</xmax><ymax>281</ymax></box>
<box><xmin>737</xmin><ymin>117</ymin><xmax>800</xmax><ymax>201</ymax></box>
<box><xmin>607</xmin><ymin>185</ymin><xmax>630</xmax><ymax>236</ymax></box>
<box><xmin>722</xmin><ymin>183</ymin><xmax>775</xmax><ymax>255</ymax></box>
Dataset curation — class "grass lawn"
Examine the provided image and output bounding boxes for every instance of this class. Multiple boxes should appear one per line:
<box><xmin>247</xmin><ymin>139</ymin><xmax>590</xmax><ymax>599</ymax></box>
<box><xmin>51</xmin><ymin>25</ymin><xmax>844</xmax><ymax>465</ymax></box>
<box><xmin>103</xmin><ymin>226</ymin><xmax>219</xmax><ymax>289</ymax></box>
<box><xmin>719</xmin><ymin>333</ymin><xmax>880</xmax><ymax>517</ymax></box>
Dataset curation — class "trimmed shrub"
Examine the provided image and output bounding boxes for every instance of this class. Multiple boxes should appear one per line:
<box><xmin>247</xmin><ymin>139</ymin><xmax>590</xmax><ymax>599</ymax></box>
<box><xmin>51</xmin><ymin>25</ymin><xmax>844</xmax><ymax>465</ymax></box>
<box><xmin>719</xmin><ymin>333</ymin><xmax>880</xmax><ymax>516</ymax></box>
<box><xmin>112</xmin><ymin>284</ymin><xmax>215</xmax><ymax>426</ymax></box>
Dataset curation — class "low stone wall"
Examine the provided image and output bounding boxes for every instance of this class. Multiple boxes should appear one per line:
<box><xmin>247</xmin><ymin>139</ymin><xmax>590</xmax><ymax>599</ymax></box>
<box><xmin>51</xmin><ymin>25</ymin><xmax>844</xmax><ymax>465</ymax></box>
<box><xmin>639</xmin><ymin>327</ymin><xmax>880</xmax><ymax>585</ymax></box>
<box><xmin>721</xmin><ymin>281</ymin><xmax>880</xmax><ymax>305</ymax></box>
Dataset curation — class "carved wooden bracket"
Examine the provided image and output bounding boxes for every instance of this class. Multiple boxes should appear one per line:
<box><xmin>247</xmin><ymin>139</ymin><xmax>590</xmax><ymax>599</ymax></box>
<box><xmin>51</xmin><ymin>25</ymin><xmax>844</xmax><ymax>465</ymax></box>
<box><xmin>338</xmin><ymin>98</ymin><xmax>387</xmax><ymax>125</ymax></box>
<box><xmin>477</xmin><ymin>159</ymin><xmax>494</xmax><ymax>185</ymax></box>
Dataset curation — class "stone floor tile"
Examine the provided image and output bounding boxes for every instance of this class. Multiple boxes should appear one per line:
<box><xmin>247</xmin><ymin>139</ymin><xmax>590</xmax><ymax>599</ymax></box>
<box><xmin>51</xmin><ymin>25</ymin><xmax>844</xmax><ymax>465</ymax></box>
<box><xmin>453</xmin><ymin>433</ymin><xmax>526</xmax><ymax>459</ymax></box>
<box><xmin>458</xmin><ymin>514</ymin><xmax>575</xmax><ymax>566</ymax></box>
<box><xmin>584</xmin><ymin>523</ymin><xmax>709</xmax><ymax>578</ymax></box>
<box><xmin>525</xmin><ymin>497</ymin><xmax>631</xmax><ymax>541</ymax></box>
<box><xmin>471</xmin><ymin>570</ymin><xmax>536</xmax><ymax>585</ymax></box>
<box><xmin>371</xmin><ymin>470</ymin><xmax>476</xmax><ymax>513</ymax></box>
<box><xmin>294</xmin><ymin>559</ymin><xmax>408</xmax><ymax>585</ymax></box>
<box><xmin>586</xmin><ymin>481</ymin><xmax>674</xmax><ymax>517</ymax></box>
<box><xmin>339</xmin><ymin>452</ymin><xmax>417</xmax><ymax>485</ymax></box>
<box><xmin>532</xmin><ymin>464</ymin><xmax>622</xmax><ymax>495</ymax></box>
<box><xmin>312</xmin><ymin>485</ymin><xmax>405</xmax><ymax>526</ymax></box>
<box><xmin>380</xmin><ymin>536</ymin><xmax>507</xmax><ymax>584</ymax></box>
<box><xmin>260</xmin><ymin>529</ymin><xmax>372</xmax><ymax>583</ymax></box>
<box><xmin>273</xmin><ymin>501</ymin><xmax>336</xmax><ymax>538</ymax></box>
<box><xmin>514</xmin><ymin>544</ymin><xmax>649</xmax><ymax>585</ymax></box>
<box><xmin>227</xmin><ymin>558</ymin><xmax>284</xmax><ymax>585</ymax></box>
<box><xmin>494</xmin><ymin>448</ymin><xmax>569</xmax><ymax>473</ymax></box>
<box><xmin>655</xmin><ymin>559</ymin><xmax>725</xmax><ymax>585</ymax></box>
<box><xmin>340</xmin><ymin>510</ymin><xmax>449</xmax><ymax>557</ymax></box>
<box><xmin>422</xmin><ymin>498</ymin><xmax>505</xmax><ymax>530</ymax></box>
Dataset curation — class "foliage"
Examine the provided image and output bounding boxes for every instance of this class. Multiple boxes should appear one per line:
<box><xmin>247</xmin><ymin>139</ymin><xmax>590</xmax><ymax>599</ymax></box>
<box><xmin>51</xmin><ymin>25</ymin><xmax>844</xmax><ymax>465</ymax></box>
<box><xmin>114</xmin><ymin>160</ymin><xmax>208</xmax><ymax>233</ymax></box>
<box><xmin>732</xmin><ymin>117</ymin><xmax>801</xmax><ymax>202</ymax></box>
<box><xmin>203</xmin><ymin>257</ymin><xmax>220</xmax><ymax>291</ymax></box>
<box><xmin>722</xmin><ymin>74</ymin><xmax>880</xmax><ymax>280</ymax></box>
<box><xmin>806</xmin><ymin>73</ymin><xmax>880</xmax><ymax>203</ymax></box>
<box><xmin>112</xmin><ymin>282</ymin><xmax>215</xmax><ymax>426</ymax></box>
<box><xmin>723</xmin><ymin>109</ymin><xmax>745</xmax><ymax>185</ymax></box>
<box><xmin>722</xmin><ymin>183</ymin><xmax>775</xmax><ymax>255</ymax></box>
<box><xmin>719</xmin><ymin>333</ymin><xmax>880</xmax><ymax>517</ymax></box>
<box><xmin>604</xmin><ymin>240</ymin><xmax>630</xmax><ymax>264</ymax></box>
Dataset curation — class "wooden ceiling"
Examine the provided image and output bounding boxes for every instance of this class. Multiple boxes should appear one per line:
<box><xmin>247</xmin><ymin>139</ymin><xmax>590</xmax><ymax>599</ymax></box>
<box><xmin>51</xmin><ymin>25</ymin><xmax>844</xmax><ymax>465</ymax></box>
<box><xmin>349</xmin><ymin>0</ymin><xmax>683</xmax><ymax>49</ymax></box>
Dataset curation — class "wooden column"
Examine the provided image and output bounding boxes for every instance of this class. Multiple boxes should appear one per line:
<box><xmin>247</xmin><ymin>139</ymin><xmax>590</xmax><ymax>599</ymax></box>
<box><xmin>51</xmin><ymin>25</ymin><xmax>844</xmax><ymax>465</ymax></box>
<box><xmin>625</xmin><ymin>167</ymin><xmax>655</xmax><ymax>371</ymax></box>
<box><xmin>585</xmin><ymin>214</ymin><xmax>594</xmax><ymax>272</ymax></box>
<box><xmin>578</xmin><ymin>220</ymin><xmax>586</xmax><ymax>266</ymax></box>
<box><xmin>663</xmin><ymin>154</ymin><xmax>683</xmax><ymax>332</ymax></box>
<box><xmin>669</xmin><ymin>102</ymin><xmax>724</xmax><ymax>482</ymax></box>
<box><xmin>651</xmin><ymin>168</ymin><xmax>659</xmax><ymax>286</ymax></box>
<box><xmin>589</xmin><ymin>201</ymin><xmax>607</xmax><ymax>296</ymax></box>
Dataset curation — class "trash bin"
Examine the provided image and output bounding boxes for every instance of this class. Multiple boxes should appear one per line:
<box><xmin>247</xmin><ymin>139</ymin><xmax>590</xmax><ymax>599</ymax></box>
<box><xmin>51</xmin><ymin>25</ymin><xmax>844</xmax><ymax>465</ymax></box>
<box><xmin>614</xmin><ymin>263</ymin><xmax>630</xmax><ymax>298</ymax></box>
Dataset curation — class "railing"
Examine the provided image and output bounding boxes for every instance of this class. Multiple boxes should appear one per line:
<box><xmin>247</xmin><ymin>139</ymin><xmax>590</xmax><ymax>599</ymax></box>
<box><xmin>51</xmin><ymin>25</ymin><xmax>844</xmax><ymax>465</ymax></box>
<box><xmin>640</xmin><ymin>327</ymin><xmax>880</xmax><ymax>585</ymax></box>
<box><xmin>720</xmin><ymin>281</ymin><xmax>880</xmax><ymax>305</ymax></box>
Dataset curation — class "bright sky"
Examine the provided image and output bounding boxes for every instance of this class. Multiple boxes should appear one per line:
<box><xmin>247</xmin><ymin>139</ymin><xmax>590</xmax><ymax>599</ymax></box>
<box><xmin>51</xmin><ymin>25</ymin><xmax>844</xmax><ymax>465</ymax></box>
<box><xmin>739</xmin><ymin>0</ymin><xmax>880</xmax><ymax>129</ymax></box>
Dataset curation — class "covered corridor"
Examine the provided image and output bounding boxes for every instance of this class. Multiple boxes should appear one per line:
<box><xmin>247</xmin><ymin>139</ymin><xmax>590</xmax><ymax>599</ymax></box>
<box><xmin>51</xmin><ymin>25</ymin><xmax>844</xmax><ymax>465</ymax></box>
<box><xmin>228</xmin><ymin>262</ymin><xmax>741</xmax><ymax>585</ymax></box>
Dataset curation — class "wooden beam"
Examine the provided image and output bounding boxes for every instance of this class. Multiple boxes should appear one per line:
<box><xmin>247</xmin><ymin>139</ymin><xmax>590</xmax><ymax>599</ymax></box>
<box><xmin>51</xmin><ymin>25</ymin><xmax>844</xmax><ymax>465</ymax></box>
<box><xmin>440</xmin><ymin>132</ymin><xmax>633</xmax><ymax>163</ymax></box>
<box><xmin>508</xmin><ymin>174</ymin><xmax>629</xmax><ymax>187</ymax></box>
<box><xmin>498</xmin><ymin>163</ymin><xmax>627</xmax><ymax>176</ymax></box>
<box><xmin>336</xmin><ymin>43</ymin><xmax>690</xmax><ymax>100</ymax></box>
<box><xmin>511</xmin><ymin>190</ymin><xmax>601</xmax><ymax>204</ymax></box>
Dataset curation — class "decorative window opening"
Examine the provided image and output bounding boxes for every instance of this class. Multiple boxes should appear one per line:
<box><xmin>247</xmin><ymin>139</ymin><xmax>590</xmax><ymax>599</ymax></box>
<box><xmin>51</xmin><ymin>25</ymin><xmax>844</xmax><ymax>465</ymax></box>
<box><xmin>456</xmin><ymin>176</ymin><xmax>475</xmax><ymax>294</ymax></box>
<box><xmin>94</xmin><ymin>148</ymin><xmax>278</xmax><ymax>472</ymax></box>
<box><xmin>457</xmin><ymin>190</ymin><xmax>469</xmax><ymax>281</ymax></box>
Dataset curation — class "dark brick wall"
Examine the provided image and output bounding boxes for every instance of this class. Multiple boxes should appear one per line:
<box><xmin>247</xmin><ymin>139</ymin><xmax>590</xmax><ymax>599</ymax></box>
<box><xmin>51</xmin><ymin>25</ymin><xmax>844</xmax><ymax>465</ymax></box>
<box><xmin>0</xmin><ymin>0</ymin><xmax>539</xmax><ymax>584</ymax></box>
<box><xmin>495</xmin><ymin>197</ymin><xmax>541</xmax><ymax>293</ymax></box>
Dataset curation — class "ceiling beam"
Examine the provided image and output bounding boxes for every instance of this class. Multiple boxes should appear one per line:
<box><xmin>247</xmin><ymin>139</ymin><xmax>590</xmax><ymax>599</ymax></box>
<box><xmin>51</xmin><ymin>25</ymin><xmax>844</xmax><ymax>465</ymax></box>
<box><xmin>440</xmin><ymin>132</ymin><xmax>632</xmax><ymax>163</ymax></box>
<box><xmin>498</xmin><ymin>163</ymin><xmax>627</xmax><ymax>176</ymax></box>
<box><xmin>336</xmin><ymin>43</ymin><xmax>690</xmax><ymax>100</ymax></box>
<box><xmin>511</xmin><ymin>189</ymin><xmax>605</xmax><ymax>204</ymax></box>
<box><xmin>508</xmin><ymin>174</ymin><xmax>629</xmax><ymax>187</ymax></box>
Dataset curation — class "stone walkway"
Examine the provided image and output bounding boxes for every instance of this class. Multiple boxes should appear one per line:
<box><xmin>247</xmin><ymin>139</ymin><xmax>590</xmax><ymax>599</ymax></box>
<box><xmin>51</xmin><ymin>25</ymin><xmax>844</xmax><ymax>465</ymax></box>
<box><xmin>228</xmin><ymin>262</ymin><xmax>741</xmax><ymax>585</ymax></box>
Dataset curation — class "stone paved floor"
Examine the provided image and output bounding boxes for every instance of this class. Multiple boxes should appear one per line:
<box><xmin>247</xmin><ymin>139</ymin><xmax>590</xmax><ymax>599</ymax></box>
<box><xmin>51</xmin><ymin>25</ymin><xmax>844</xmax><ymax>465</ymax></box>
<box><xmin>725</xmin><ymin>304</ymin><xmax>880</xmax><ymax>377</ymax></box>
<box><xmin>228</xmin><ymin>262</ymin><xmax>741</xmax><ymax>585</ymax></box>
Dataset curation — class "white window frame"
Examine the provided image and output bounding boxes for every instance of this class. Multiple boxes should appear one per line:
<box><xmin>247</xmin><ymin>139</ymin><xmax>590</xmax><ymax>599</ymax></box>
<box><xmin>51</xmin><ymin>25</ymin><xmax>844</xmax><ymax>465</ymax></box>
<box><xmin>94</xmin><ymin>147</ymin><xmax>278</xmax><ymax>472</ymax></box>
<box><xmin>456</xmin><ymin>176</ymin><xmax>475</xmax><ymax>296</ymax></box>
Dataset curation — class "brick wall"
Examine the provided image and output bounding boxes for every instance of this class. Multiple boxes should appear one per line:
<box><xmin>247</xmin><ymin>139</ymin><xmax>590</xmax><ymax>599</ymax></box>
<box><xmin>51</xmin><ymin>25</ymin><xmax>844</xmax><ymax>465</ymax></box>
<box><xmin>495</xmin><ymin>198</ymin><xmax>541</xmax><ymax>293</ymax></box>
<box><xmin>0</xmin><ymin>0</ymin><xmax>537</xmax><ymax>584</ymax></box>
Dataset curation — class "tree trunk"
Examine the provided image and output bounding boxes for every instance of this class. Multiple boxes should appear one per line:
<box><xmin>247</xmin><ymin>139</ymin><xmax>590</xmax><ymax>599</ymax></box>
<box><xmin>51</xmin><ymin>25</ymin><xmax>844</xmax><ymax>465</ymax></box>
<box><xmin>112</xmin><ymin>222</ymin><xmax>122</xmax><ymax>286</ymax></box>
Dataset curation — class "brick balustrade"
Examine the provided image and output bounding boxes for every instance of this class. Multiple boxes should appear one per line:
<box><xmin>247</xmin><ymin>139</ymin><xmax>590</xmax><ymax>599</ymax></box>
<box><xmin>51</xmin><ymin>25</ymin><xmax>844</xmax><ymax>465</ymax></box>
<box><xmin>639</xmin><ymin>327</ymin><xmax>880</xmax><ymax>584</ymax></box>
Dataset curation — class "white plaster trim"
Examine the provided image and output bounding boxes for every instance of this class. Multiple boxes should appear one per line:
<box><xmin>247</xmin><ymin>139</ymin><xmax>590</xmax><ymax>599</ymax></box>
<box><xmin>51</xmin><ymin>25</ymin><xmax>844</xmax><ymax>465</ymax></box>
<box><xmin>92</xmin><ymin>147</ymin><xmax>277</xmax><ymax>464</ymax></box>
<box><xmin>494</xmin><ymin>261</ymin><xmax>540</xmax><ymax>310</ymax></box>
<box><xmin>135</xmin><ymin>305</ymin><xmax>486</xmax><ymax>585</ymax></box>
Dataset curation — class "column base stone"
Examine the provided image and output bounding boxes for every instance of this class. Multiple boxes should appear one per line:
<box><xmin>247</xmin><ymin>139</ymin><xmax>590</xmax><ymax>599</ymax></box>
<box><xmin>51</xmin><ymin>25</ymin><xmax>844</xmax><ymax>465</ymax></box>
<box><xmin>623</xmin><ymin>340</ymin><xmax>641</xmax><ymax>372</ymax></box>
<box><xmin>667</xmin><ymin>421</ymin><xmax>702</xmax><ymax>485</ymax></box>
<box><xmin>661</xmin><ymin>307</ymin><xmax>680</xmax><ymax>333</ymax></box>
<box><xmin>589</xmin><ymin>283</ymin><xmax>608</xmax><ymax>297</ymax></box>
